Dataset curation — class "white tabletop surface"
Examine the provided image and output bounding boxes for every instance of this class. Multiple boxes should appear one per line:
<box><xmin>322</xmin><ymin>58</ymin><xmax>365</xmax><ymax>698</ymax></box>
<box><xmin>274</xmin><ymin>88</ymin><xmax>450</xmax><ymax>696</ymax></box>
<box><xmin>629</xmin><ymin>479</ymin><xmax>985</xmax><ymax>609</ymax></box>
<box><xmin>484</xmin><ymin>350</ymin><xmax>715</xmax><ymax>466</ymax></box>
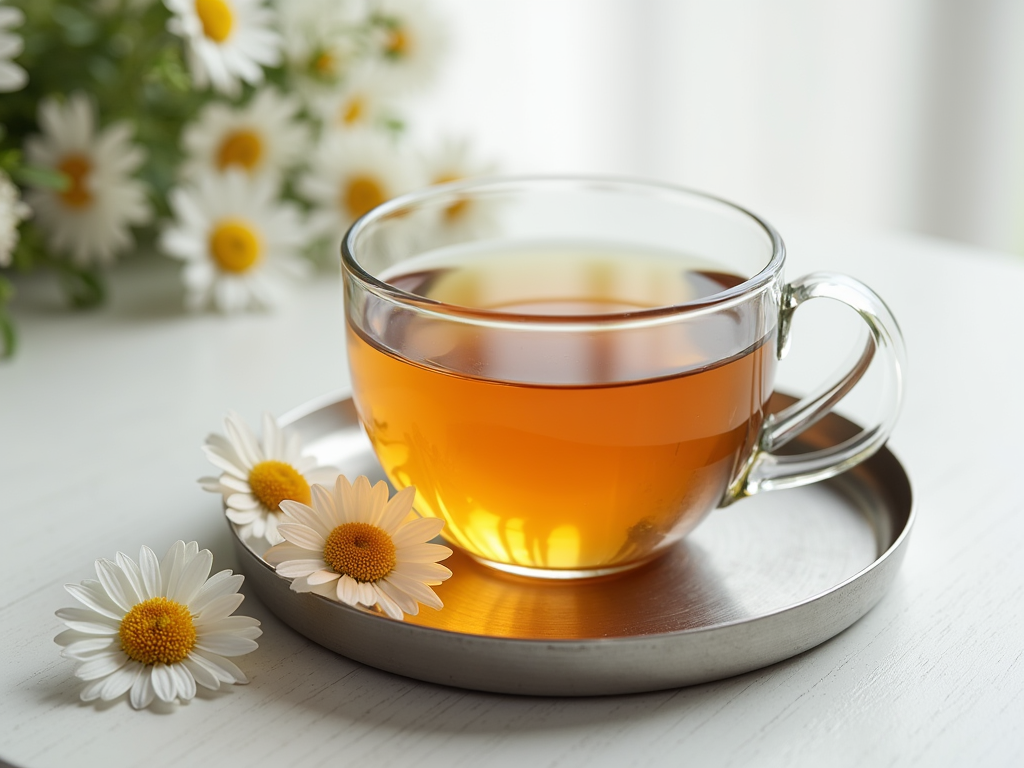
<box><xmin>1</xmin><ymin>219</ymin><xmax>1022</xmax><ymax>768</ymax></box>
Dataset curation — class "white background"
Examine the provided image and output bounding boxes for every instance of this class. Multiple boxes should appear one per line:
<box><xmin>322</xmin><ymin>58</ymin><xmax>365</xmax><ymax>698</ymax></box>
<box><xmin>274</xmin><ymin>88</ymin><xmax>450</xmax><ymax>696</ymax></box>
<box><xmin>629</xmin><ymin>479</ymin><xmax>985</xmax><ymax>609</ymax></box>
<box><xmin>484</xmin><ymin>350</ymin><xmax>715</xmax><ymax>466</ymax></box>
<box><xmin>410</xmin><ymin>0</ymin><xmax>1024</xmax><ymax>254</ymax></box>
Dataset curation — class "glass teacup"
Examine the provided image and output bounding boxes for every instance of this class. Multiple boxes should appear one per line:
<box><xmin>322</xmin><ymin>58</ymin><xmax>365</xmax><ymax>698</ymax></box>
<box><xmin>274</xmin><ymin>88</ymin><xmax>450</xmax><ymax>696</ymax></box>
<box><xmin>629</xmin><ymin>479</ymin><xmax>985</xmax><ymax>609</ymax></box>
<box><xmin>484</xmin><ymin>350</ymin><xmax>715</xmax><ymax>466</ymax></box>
<box><xmin>342</xmin><ymin>177</ymin><xmax>905</xmax><ymax>579</ymax></box>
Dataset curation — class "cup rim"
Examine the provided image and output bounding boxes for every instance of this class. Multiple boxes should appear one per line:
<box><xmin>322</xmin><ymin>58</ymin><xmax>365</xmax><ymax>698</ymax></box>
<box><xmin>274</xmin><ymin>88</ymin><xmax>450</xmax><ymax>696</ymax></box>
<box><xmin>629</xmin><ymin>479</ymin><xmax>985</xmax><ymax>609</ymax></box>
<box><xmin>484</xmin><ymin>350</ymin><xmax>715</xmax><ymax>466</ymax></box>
<box><xmin>341</xmin><ymin>174</ymin><xmax>786</xmax><ymax>326</ymax></box>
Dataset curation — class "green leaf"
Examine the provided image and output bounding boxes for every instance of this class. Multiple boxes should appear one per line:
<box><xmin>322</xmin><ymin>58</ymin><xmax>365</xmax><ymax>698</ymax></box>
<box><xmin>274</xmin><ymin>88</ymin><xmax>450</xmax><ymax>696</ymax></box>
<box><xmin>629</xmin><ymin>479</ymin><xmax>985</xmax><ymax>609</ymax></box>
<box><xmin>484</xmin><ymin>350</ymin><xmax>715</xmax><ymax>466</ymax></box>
<box><xmin>0</xmin><ymin>312</ymin><xmax>16</xmax><ymax>359</ymax></box>
<box><xmin>0</xmin><ymin>275</ymin><xmax>15</xmax><ymax>359</ymax></box>
<box><xmin>51</xmin><ymin>261</ymin><xmax>106</xmax><ymax>309</ymax></box>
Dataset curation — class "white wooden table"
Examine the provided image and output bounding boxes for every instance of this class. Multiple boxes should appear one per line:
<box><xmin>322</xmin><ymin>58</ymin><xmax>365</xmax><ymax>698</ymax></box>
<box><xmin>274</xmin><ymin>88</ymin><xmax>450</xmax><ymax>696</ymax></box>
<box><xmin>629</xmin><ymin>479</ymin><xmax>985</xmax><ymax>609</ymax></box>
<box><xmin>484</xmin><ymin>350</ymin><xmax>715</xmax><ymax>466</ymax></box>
<box><xmin>2</xmin><ymin>220</ymin><xmax>1022</xmax><ymax>768</ymax></box>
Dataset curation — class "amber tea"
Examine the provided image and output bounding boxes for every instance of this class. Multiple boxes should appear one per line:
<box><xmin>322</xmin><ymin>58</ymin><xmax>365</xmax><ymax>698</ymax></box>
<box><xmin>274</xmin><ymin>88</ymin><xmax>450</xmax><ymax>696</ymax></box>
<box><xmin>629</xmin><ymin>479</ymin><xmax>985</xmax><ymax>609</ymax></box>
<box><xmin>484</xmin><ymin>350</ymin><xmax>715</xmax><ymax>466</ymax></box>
<box><xmin>346</xmin><ymin>245</ymin><xmax>776</xmax><ymax>575</ymax></box>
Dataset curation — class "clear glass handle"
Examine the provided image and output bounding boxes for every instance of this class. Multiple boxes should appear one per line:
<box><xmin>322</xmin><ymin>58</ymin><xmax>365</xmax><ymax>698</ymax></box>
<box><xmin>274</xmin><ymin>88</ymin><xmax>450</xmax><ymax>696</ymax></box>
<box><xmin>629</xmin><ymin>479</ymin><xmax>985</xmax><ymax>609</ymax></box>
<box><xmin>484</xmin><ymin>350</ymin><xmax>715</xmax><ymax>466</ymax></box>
<box><xmin>729</xmin><ymin>272</ymin><xmax>907</xmax><ymax>499</ymax></box>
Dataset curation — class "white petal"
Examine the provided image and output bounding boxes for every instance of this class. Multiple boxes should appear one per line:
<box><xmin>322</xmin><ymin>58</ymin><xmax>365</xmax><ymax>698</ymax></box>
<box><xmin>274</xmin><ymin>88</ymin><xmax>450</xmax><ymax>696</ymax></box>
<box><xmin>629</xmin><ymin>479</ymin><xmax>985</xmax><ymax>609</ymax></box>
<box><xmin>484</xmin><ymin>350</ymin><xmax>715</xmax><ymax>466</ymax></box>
<box><xmin>275</xmin><ymin>559</ymin><xmax>327</xmax><ymax>578</ymax></box>
<box><xmin>336</xmin><ymin>575</ymin><xmax>360</xmax><ymax>606</ymax></box>
<box><xmin>261</xmin><ymin>412</ymin><xmax>283</xmax><ymax>458</ymax></box>
<box><xmin>334</xmin><ymin>475</ymin><xmax>356</xmax><ymax>523</ymax></box>
<box><xmin>278</xmin><ymin>498</ymin><xmax>331</xmax><ymax>538</ymax></box>
<box><xmin>192</xmin><ymin>593</ymin><xmax>244</xmax><ymax>625</ymax></box>
<box><xmin>220</xmin><ymin>475</ymin><xmax>251</xmax><ymax>494</ymax></box>
<box><xmin>394</xmin><ymin>542</ymin><xmax>453</xmax><ymax>564</ymax></box>
<box><xmin>391</xmin><ymin>517</ymin><xmax>446</xmax><ymax>548</ymax></box>
<box><xmin>55</xmin><ymin>607</ymin><xmax>120</xmax><ymax>634</ymax></box>
<box><xmin>305</xmin><ymin>569</ymin><xmax>341</xmax><ymax>586</ymax></box>
<box><xmin>182</xmin><ymin>657</ymin><xmax>221</xmax><ymax>690</ymax></box>
<box><xmin>189</xmin><ymin>651</ymin><xmax>248</xmax><ymax>684</ymax></box>
<box><xmin>98</xmin><ymin>664</ymin><xmax>142</xmax><ymax>701</ymax></box>
<box><xmin>392</xmin><ymin>560</ymin><xmax>452</xmax><ymax>583</ymax></box>
<box><xmin>386</xmin><ymin>572</ymin><xmax>443</xmax><ymax>610</ymax></box>
<box><xmin>278</xmin><ymin>499</ymin><xmax>315</xmax><ymax>524</ymax></box>
<box><xmin>199</xmin><ymin>615</ymin><xmax>261</xmax><ymax>637</ymax></box>
<box><xmin>63</xmin><ymin>637</ymin><xmax>117</xmax><ymax>660</ymax></box>
<box><xmin>202</xmin><ymin>445</ymin><xmax>249</xmax><ymax>479</ymax></box>
<box><xmin>170</xmin><ymin>662</ymin><xmax>197</xmax><ymax>701</ymax></box>
<box><xmin>225</xmin><ymin>412</ymin><xmax>265</xmax><ymax>467</ymax></box>
<box><xmin>139</xmin><ymin>545</ymin><xmax>162</xmax><ymax>600</ymax></box>
<box><xmin>169</xmin><ymin>547</ymin><xmax>213</xmax><ymax>604</ymax></box>
<box><xmin>79</xmin><ymin>677</ymin><xmax>108</xmax><ymax>702</ymax></box>
<box><xmin>114</xmin><ymin>552</ymin><xmax>146</xmax><ymax>605</ymax></box>
<box><xmin>54</xmin><ymin>628</ymin><xmax>98</xmax><ymax>648</ymax></box>
<box><xmin>93</xmin><ymin>559</ymin><xmax>134</xmax><ymax>612</ymax></box>
<box><xmin>371</xmin><ymin>582</ymin><xmax>410</xmax><ymax>620</ymax></box>
<box><xmin>263</xmin><ymin>542</ymin><xmax>313</xmax><ymax>566</ymax></box>
<box><xmin>160</xmin><ymin>541</ymin><xmax>187</xmax><ymax>599</ymax></box>
<box><xmin>375</xmin><ymin>485</ymin><xmax>416</xmax><ymax>533</ymax></box>
<box><xmin>227</xmin><ymin>493</ymin><xmax>260</xmax><ymax>510</ymax></box>
<box><xmin>64</xmin><ymin>582</ymin><xmax>122</xmax><ymax>620</ymax></box>
<box><xmin>130</xmin><ymin>668</ymin><xmax>155</xmax><ymax>709</ymax></box>
<box><xmin>226</xmin><ymin>507</ymin><xmax>260</xmax><ymax>524</ymax></box>
<box><xmin>75</xmin><ymin>650</ymin><xmax>129</xmax><ymax>681</ymax></box>
<box><xmin>277</xmin><ymin>523</ymin><xmax>326</xmax><ymax>551</ymax></box>
<box><xmin>194</xmin><ymin>634</ymin><xmax>259</xmax><ymax>657</ymax></box>
<box><xmin>190</xmin><ymin>571</ymin><xmax>243</xmax><ymax>614</ymax></box>
<box><xmin>150</xmin><ymin>664</ymin><xmax>177</xmax><ymax>702</ymax></box>
<box><xmin>307</xmin><ymin>483</ymin><xmax>340</xmax><ymax>527</ymax></box>
<box><xmin>264</xmin><ymin>514</ymin><xmax>285</xmax><ymax>544</ymax></box>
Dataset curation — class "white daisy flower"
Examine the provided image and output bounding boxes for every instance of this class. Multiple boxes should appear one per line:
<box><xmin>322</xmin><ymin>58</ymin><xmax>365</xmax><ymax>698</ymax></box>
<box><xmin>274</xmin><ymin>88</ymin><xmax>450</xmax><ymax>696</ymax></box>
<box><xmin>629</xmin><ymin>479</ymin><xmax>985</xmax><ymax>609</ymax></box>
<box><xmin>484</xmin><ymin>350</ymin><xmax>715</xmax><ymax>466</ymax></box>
<box><xmin>279</xmin><ymin>0</ymin><xmax>364</xmax><ymax>102</ymax></box>
<box><xmin>0</xmin><ymin>168</ymin><xmax>30</xmax><ymax>267</ymax></box>
<box><xmin>23</xmin><ymin>93</ymin><xmax>151</xmax><ymax>267</ymax></box>
<box><xmin>181</xmin><ymin>86</ymin><xmax>310</xmax><ymax>183</ymax></box>
<box><xmin>422</xmin><ymin>138</ymin><xmax>499</xmax><ymax>241</ymax></box>
<box><xmin>0</xmin><ymin>4</ymin><xmax>27</xmax><ymax>92</ymax></box>
<box><xmin>164</xmin><ymin>0</ymin><xmax>281</xmax><ymax>97</ymax></box>
<box><xmin>161</xmin><ymin>169</ymin><xmax>311</xmax><ymax>313</ymax></box>
<box><xmin>370</xmin><ymin>0</ymin><xmax>447</xmax><ymax>94</ymax></box>
<box><xmin>200</xmin><ymin>411</ymin><xmax>339</xmax><ymax>545</ymax></box>
<box><xmin>55</xmin><ymin>541</ymin><xmax>261</xmax><ymax>710</ymax></box>
<box><xmin>297</xmin><ymin>128</ymin><xmax>421</xmax><ymax>246</ymax></box>
<box><xmin>265</xmin><ymin>475</ymin><xmax>453</xmax><ymax>620</ymax></box>
<box><xmin>312</xmin><ymin>65</ymin><xmax>395</xmax><ymax>133</ymax></box>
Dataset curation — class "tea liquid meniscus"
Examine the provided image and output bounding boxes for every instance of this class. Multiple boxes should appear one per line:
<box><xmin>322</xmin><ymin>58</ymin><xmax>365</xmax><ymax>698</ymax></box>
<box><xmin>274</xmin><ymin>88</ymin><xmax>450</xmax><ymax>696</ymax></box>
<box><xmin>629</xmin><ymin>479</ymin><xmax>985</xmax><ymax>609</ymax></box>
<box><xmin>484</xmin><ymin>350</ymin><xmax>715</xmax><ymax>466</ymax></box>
<box><xmin>346</xmin><ymin>244</ymin><xmax>777</xmax><ymax>575</ymax></box>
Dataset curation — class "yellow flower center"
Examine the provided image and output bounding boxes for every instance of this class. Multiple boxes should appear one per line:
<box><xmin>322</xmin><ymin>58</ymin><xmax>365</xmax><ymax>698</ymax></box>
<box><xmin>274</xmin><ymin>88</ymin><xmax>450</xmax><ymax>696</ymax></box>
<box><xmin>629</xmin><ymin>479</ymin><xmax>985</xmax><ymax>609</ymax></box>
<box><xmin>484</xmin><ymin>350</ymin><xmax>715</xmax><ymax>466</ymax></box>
<box><xmin>209</xmin><ymin>219</ymin><xmax>261</xmax><ymax>273</ymax></box>
<box><xmin>434</xmin><ymin>173</ymin><xmax>469</xmax><ymax>221</ymax></box>
<box><xmin>323</xmin><ymin>522</ymin><xmax>397</xmax><ymax>583</ymax></box>
<box><xmin>217</xmin><ymin>129</ymin><xmax>263</xmax><ymax>171</ymax></box>
<box><xmin>340</xmin><ymin>95</ymin><xmax>365</xmax><ymax>126</ymax></box>
<box><xmin>195</xmin><ymin>0</ymin><xmax>234</xmax><ymax>43</ymax></box>
<box><xmin>119</xmin><ymin>597</ymin><xmax>196</xmax><ymax>665</ymax></box>
<box><xmin>384</xmin><ymin>27</ymin><xmax>409</xmax><ymax>58</ymax></box>
<box><xmin>342</xmin><ymin>175</ymin><xmax>387</xmax><ymax>220</ymax></box>
<box><xmin>57</xmin><ymin>154</ymin><xmax>93</xmax><ymax>209</ymax></box>
<box><xmin>314</xmin><ymin>51</ymin><xmax>336</xmax><ymax>76</ymax></box>
<box><xmin>248</xmin><ymin>460</ymin><xmax>312</xmax><ymax>512</ymax></box>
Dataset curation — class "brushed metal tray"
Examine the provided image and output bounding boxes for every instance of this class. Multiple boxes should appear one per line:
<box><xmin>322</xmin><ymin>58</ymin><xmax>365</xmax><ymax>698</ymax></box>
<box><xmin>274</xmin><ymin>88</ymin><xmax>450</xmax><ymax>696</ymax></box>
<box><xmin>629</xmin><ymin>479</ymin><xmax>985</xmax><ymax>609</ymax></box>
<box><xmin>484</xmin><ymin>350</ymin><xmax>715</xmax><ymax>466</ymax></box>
<box><xmin>230</xmin><ymin>391</ymin><xmax>913</xmax><ymax>696</ymax></box>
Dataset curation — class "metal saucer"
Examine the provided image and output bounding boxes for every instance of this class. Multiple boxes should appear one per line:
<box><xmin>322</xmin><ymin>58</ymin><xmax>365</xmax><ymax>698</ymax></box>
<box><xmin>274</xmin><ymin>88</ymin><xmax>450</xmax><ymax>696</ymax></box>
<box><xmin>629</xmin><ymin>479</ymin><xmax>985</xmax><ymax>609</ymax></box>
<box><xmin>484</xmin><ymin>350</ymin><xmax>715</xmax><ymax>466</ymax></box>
<box><xmin>230</xmin><ymin>391</ymin><xmax>913</xmax><ymax>696</ymax></box>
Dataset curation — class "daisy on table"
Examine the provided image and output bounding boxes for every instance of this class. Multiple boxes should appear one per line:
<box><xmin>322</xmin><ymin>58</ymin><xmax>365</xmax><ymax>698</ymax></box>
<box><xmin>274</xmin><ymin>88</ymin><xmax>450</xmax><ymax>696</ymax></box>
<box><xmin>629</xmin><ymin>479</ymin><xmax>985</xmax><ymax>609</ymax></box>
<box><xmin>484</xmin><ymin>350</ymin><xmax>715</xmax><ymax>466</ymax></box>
<box><xmin>180</xmin><ymin>86</ymin><xmax>309</xmax><ymax>183</ymax></box>
<box><xmin>55</xmin><ymin>541</ymin><xmax>261</xmax><ymax>710</ymax></box>
<box><xmin>23</xmin><ymin>93</ymin><xmax>151</xmax><ymax>267</ymax></box>
<box><xmin>370</xmin><ymin>0</ymin><xmax>447</xmax><ymax>94</ymax></box>
<box><xmin>199</xmin><ymin>411</ymin><xmax>339</xmax><ymax>545</ymax></box>
<box><xmin>422</xmin><ymin>137</ymin><xmax>499</xmax><ymax>241</ymax></box>
<box><xmin>164</xmin><ymin>0</ymin><xmax>281</xmax><ymax>96</ymax></box>
<box><xmin>0</xmin><ymin>3</ymin><xmax>27</xmax><ymax>92</ymax></box>
<box><xmin>297</xmin><ymin>128</ymin><xmax>421</xmax><ymax>248</ymax></box>
<box><xmin>265</xmin><ymin>475</ymin><xmax>453</xmax><ymax>620</ymax></box>
<box><xmin>160</xmin><ymin>168</ymin><xmax>310</xmax><ymax>313</ymax></box>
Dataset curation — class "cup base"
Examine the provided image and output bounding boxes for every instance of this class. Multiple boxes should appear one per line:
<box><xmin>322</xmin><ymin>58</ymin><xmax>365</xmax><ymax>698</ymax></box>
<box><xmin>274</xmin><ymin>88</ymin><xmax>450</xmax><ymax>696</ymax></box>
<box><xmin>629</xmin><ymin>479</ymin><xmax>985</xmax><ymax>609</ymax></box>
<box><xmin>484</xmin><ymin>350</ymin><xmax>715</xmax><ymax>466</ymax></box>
<box><xmin>466</xmin><ymin>552</ymin><xmax>659</xmax><ymax>580</ymax></box>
